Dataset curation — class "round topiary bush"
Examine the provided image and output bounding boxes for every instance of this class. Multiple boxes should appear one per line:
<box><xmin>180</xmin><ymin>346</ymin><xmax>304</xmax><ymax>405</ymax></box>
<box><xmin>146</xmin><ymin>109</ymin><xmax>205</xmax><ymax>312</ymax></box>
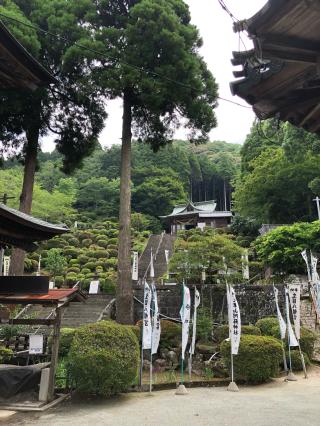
<box><xmin>214</xmin><ymin>324</ymin><xmax>261</xmax><ymax>344</ymax></box>
<box><xmin>221</xmin><ymin>335</ymin><xmax>283</xmax><ymax>384</ymax></box>
<box><xmin>255</xmin><ymin>317</ymin><xmax>279</xmax><ymax>336</ymax></box>
<box><xmin>67</xmin><ymin>321</ymin><xmax>139</xmax><ymax>396</ymax></box>
<box><xmin>78</xmin><ymin>255</ymin><xmax>89</xmax><ymax>265</ymax></box>
<box><xmin>54</xmin><ymin>276</ymin><xmax>64</xmax><ymax>287</ymax></box>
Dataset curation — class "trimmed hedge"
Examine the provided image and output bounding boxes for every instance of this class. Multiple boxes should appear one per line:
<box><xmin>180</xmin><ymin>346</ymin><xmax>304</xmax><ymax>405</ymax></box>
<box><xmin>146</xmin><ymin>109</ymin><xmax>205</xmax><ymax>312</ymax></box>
<box><xmin>49</xmin><ymin>328</ymin><xmax>76</xmax><ymax>357</ymax></box>
<box><xmin>299</xmin><ymin>328</ymin><xmax>317</xmax><ymax>359</ymax></box>
<box><xmin>136</xmin><ymin>319</ymin><xmax>182</xmax><ymax>350</ymax></box>
<box><xmin>214</xmin><ymin>324</ymin><xmax>261</xmax><ymax>344</ymax></box>
<box><xmin>255</xmin><ymin>317</ymin><xmax>279</xmax><ymax>336</ymax></box>
<box><xmin>67</xmin><ymin>321</ymin><xmax>139</xmax><ymax>396</ymax></box>
<box><xmin>221</xmin><ymin>335</ymin><xmax>283</xmax><ymax>383</ymax></box>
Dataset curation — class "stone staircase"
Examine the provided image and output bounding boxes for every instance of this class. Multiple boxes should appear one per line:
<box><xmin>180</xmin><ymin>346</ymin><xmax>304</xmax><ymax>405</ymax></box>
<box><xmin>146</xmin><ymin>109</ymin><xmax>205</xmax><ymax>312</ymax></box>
<box><xmin>137</xmin><ymin>233</ymin><xmax>176</xmax><ymax>283</ymax></box>
<box><xmin>61</xmin><ymin>294</ymin><xmax>115</xmax><ymax>328</ymax></box>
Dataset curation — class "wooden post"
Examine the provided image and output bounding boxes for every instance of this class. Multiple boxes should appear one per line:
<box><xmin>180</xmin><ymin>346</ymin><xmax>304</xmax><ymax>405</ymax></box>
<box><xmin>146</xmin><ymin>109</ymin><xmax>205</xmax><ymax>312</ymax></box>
<box><xmin>47</xmin><ymin>307</ymin><xmax>62</xmax><ymax>402</ymax></box>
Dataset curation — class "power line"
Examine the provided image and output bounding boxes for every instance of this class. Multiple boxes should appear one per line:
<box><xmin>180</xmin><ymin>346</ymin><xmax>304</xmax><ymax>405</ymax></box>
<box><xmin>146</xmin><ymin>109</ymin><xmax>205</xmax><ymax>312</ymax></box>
<box><xmin>217</xmin><ymin>0</ymin><xmax>247</xmax><ymax>52</ymax></box>
<box><xmin>0</xmin><ymin>12</ymin><xmax>251</xmax><ymax>109</ymax></box>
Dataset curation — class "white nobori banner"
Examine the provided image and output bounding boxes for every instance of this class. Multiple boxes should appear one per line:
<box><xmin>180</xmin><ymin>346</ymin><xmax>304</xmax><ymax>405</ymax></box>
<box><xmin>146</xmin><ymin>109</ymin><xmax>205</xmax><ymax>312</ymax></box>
<box><xmin>242</xmin><ymin>250</ymin><xmax>249</xmax><ymax>280</ymax></box>
<box><xmin>273</xmin><ymin>286</ymin><xmax>286</xmax><ymax>340</ymax></box>
<box><xmin>151</xmin><ymin>284</ymin><xmax>161</xmax><ymax>354</ymax></box>
<box><xmin>190</xmin><ymin>288</ymin><xmax>201</xmax><ymax>355</ymax></box>
<box><xmin>132</xmin><ymin>251</ymin><xmax>139</xmax><ymax>281</ymax></box>
<box><xmin>285</xmin><ymin>289</ymin><xmax>299</xmax><ymax>347</ymax></box>
<box><xmin>301</xmin><ymin>249</ymin><xmax>311</xmax><ymax>281</ymax></box>
<box><xmin>180</xmin><ymin>284</ymin><xmax>191</xmax><ymax>360</ymax></box>
<box><xmin>3</xmin><ymin>256</ymin><xmax>10</xmax><ymax>276</ymax></box>
<box><xmin>288</xmin><ymin>284</ymin><xmax>301</xmax><ymax>340</ymax></box>
<box><xmin>227</xmin><ymin>285</ymin><xmax>241</xmax><ymax>355</ymax></box>
<box><xmin>150</xmin><ymin>249</ymin><xmax>155</xmax><ymax>279</ymax></box>
<box><xmin>142</xmin><ymin>282</ymin><xmax>152</xmax><ymax>349</ymax></box>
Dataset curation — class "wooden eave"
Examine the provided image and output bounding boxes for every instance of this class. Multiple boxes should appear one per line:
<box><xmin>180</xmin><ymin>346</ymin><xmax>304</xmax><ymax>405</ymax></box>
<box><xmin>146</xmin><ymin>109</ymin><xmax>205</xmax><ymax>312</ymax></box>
<box><xmin>230</xmin><ymin>0</ymin><xmax>320</xmax><ymax>133</ymax></box>
<box><xmin>0</xmin><ymin>21</ymin><xmax>56</xmax><ymax>90</ymax></box>
<box><xmin>0</xmin><ymin>203</ymin><xmax>69</xmax><ymax>251</ymax></box>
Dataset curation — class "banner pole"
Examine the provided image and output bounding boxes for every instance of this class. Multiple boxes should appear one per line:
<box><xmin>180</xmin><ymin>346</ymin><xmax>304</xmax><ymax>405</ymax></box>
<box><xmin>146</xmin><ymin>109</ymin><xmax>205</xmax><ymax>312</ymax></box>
<box><xmin>298</xmin><ymin>341</ymin><xmax>308</xmax><ymax>379</ymax></box>
<box><xmin>282</xmin><ymin>341</ymin><xmax>288</xmax><ymax>373</ymax></box>
<box><xmin>149</xmin><ymin>283</ymin><xmax>154</xmax><ymax>394</ymax></box>
<box><xmin>181</xmin><ymin>281</ymin><xmax>184</xmax><ymax>386</ymax></box>
<box><xmin>139</xmin><ymin>280</ymin><xmax>145</xmax><ymax>388</ymax></box>
<box><xmin>285</xmin><ymin>289</ymin><xmax>297</xmax><ymax>381</ymax></box>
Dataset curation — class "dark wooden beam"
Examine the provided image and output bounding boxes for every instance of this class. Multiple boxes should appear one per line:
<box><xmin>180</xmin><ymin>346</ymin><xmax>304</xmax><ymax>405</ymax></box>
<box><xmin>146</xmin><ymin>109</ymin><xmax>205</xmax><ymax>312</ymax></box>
<box><xmin>262</xmin><ymin>48</ymin><xmax>317</xmax><ymax>64</ymax></box>
<box><xmin>48</xmin><ymin>307</ymin><xmax>62</xmax><ymax>402</ymax></box>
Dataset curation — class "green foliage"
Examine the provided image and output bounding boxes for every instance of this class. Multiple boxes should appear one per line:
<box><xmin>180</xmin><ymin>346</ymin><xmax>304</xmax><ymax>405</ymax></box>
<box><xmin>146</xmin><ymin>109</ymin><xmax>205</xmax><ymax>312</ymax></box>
<box><xmin>254</xmin><ymin>222</ymin><xmax>320</xmax><ymax>273</ymax></box>
<box><xmin>221</xmin><ymin>335</ymin><xmax>283</xmax><ymax>383</ymax></box>
<box><xmin>255</xmin><ymin>317</ymin><xmax>279</xmax><ymax>336</ymax></box>
<box><xmin>169</xmin><ymin>228</ymin><xmax>244</xmax><ymax>283</ymax></box>
<box><xmin>235</xmin><ymin>120</ymin><xmax>320</xmax><ymax>223</ymax></box>
<box><xmin>214</xmin><ymin>324</ymin><xmax>261</xmax><ymax>344</ymax></box>
<box><xmin>196</xmin><ymin>308</ymin><xmax>212</xmax><ymax>342</ymax></box>
<box><xmin>286</xmin><ymin>350</ymin><xmax>310</xmax><ymax>371</ymax></box>
<box><xmin>67</xmin><ymin>321</ymin><xmax>139</xmax><ymax>396</ymax></box>
<box><xmin>48</xmin><ymin>328</ymin><xmax>76</xmax><ymax>357</ymax></box>
<box><xmin>45</xmin><ymin>249</ymin><xmax>67</xmax><ymax>279</ymax></box>
<box><xmin>0</xmin><ymin>346</ymin><xmax>13</xmax><ymax>363</ymax></box>
<box><xmin>299</xmin><ymin>328</ymin><xmax>317</xmax><ymax>359</ymax></box>
<box><xmin>142</xmin><ymin>320</ymin><xmax>182</xmax><ymax>349</ymax></box>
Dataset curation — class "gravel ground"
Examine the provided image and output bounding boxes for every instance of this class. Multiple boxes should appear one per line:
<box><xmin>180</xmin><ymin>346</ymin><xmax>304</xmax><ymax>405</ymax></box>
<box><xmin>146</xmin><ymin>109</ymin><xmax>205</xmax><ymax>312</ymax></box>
<box><xmin>7</xmin><ymin>367</ymin><xmax>320</xmax><ymax>426</ymax></box>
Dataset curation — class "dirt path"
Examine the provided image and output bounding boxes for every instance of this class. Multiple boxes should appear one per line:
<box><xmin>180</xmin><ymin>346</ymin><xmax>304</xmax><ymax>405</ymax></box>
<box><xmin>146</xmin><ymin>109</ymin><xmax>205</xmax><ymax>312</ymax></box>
<box><xmin>8</xmin><ymin>367</ymin><xmax>320</xmax><ymax>426</ymax></box>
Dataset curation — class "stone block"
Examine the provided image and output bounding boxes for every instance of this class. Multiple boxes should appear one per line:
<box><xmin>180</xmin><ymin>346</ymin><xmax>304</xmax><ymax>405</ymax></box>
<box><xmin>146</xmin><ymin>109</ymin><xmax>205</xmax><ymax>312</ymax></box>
<box><xmin>39</xmin><ymin>367</ymin><xmax>50</xmax><ymax>402</ymax></box>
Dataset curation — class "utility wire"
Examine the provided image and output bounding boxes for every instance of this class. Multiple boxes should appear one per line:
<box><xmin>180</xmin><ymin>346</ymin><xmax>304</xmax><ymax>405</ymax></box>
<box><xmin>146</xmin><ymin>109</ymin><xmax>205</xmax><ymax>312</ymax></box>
<box><xmin>0</xmin><ymin>12</ymin><xmax>251</xmax><ymax>110</ymax></box>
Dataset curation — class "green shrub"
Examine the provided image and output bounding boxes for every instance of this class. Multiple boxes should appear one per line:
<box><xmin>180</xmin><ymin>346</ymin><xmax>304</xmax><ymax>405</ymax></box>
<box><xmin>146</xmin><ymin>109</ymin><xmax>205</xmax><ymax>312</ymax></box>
<box><xmin>299</xmin><ymin>327</ymin><xmax>317</xmax><ymax>359</ymax></box>
<box><xmin>65</xmin><ymin>273</ymin><xmax>78</xmax><ymax>285</ymax></box>
<box><xmin>83</xmin><ymin>262</ymin><xmax>97</xmax><ymax>271</ymax></box>
<box><xmin>48</xmin><ymin>328</ymin><xmax>76</xmax><ymax>357</ymax></box>
<box><xmin>0</xmin><ymin>347</ymin><xmax>13</xmax><ymax>363</ymax></box>
<box><xmin>214</xmin><ymin>324</ymin><xmax>261</xmax><ymax>344</ymax></box>
<box><xmin>67</xmin><ymin>321</ymin><xmax>139</xmax><ymax>396</ymax></box>
<box><xmin>97</xmin><ymin>239</ymin><xmax>109</xmax><ymax>248</ymax></box>
<box><xmin>67</xmin><ymin>267</ymin><xmax>80</xmax><ymax>274</ymax></box>
<box><xmin>256</xmin><ymin>317</ymin><xmax>279</xmax><ymax>336</ymax></box>
<box><xmin>108</xmin><ymin>249</ymin><xmax>118</xmax><ymax>258</ymax></box>
<box><xmin>101</xmin><ymin>280</ymin><xmax>116</xmax><ymax>295</ymax></box>
<box><xmin>69</xmin><ymin>259</ymin><xmax>80</xmax><ymax>266</ymax></box>
<box><xmin>159</xmin><ymin>320</ymin><xmax>181</xmax><ymax>349</ymax></box>
<box><xmin>63</xmin><ymin>247</ymin><xmax>79</xmax><ymax>257</ymax></box>
<box><xmin>82</xmin><ymin>239</ymin><xmax>93</xmax><ymax>247</ymax></box>
<box><xmin>286</xmin><ymin>350</ymin><xmax>310</xmax><ymax>371</ymax></box>
<box><xmin>54</xmin><ymin>276</ymin><xmax>64</xmax><ymax>287</ymax></box>
<box><xmin>81</xmin><ymin>268</ymin><xmax>91</xmax><ymax>275</ymax></box>
<box><xmin>221</xmin><ymin>335</ymin><xmax>283</xmax><ymax>384</ymax></box>
<box><xmin>197</xmin><ymin>308</ymin><xmax>212</xmax><ymax>342</ymax></box>
<box><xmin>78</xmin><ymin>255</ymin><xmax>89</xmax><ymax>265</ymax></box>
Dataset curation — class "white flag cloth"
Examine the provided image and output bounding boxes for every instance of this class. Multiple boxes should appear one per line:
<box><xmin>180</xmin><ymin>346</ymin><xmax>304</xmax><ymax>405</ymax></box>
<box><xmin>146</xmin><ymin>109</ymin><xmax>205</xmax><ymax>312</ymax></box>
<box><xmin>164</xmin><ymin>250</ymin><xmax>169</xmax><ymax>264</ymax></box>
<box><xmin>310</xmin><ymin>252</ymin><xmax>319</xmax><ymax>283</ymax></box>
<box><xmin>273</xmin><ymin>286</ymin><xmax>286</xmax><ymax>340</ymax></box>
<box><xmin>150</xmin><ymin>249</ymin><xmax>155</xmax><ymax>278</ymax></box>
<box><xmin>285</xmin><ymin>289</ymin><xmax>299</xmax><ymax>347</ymax></box>
<box><xmin>132</xmin><ymin>251</ymin><xmax>139</xmax><ymax>280</ymax></box>
<box><xmin>151</xmin><ymin>284</ymin><xmax>161</xmax><ymax>354</ymax></box>
<box><xmin>301</xmin><ymin>249</ymin><xmax>311</xmax><ymax>281</ymax></box>
<box><xmin>180</xmin><ymin>284</ymin><xmax>191</xmax><ymax>360</ymax></box>
<box><xmin>142</xmin><ymin>282</ymin><xmax>152</xmax><ymax>349</ymax></box>
<box><xmin>227</xmin><ymin>285</ymin><xmax>241</xmax><ymax>355</ymax></box>
<box><xmin>288</xmin><ymin>284</ymin><xmax>301</xmax><ymax>340</ymax></box>
<box><xmin>190</xmin><ymin>288</ymin><xmax>201</xmax><ymax>355</ymax></box>
<box><xmin>242</xmin><ymin>250</ymin><xmax>249</xmax><ymax>280</ymax></box>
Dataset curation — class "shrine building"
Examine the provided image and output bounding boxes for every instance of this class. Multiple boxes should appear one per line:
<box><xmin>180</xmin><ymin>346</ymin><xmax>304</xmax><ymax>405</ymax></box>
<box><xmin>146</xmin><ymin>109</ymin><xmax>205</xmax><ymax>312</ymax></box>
<box><xmin>160</xmin><ymin>200</ymin><xmax>232</xmax><ymax>234</ymax></box>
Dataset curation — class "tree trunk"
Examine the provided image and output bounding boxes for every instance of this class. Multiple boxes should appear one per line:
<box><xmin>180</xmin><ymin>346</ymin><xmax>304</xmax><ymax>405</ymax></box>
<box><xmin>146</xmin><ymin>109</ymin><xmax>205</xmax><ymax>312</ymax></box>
<box><xmin>9</xmin><ymin>122</ymin><xmax>40</xmax><ymax>276</ymax></box>
<box><xmin>116</xmin><ymin>91</ymin><xmax>133</xmax><ymax>324</ymax></box>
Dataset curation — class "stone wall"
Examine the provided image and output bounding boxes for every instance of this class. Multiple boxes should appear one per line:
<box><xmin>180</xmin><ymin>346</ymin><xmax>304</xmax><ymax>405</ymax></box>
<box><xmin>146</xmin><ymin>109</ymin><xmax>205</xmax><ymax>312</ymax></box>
<box><xmin>133</xmin><ymin>283</ymin><xmax>286</xmax><ymax>325</ymax></box>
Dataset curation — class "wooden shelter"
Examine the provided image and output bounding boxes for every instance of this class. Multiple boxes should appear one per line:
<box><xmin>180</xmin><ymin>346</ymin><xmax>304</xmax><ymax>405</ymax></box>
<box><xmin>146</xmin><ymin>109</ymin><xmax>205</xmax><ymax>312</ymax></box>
<box><xmin>160</xmin><ymin>200</ymin><xmax>232</xmax><ymax>234</ymax></box>
<box><xmin>230</xmin><ymin>0</ymin><xmax>320</xmax><ymax>133</ymax></box>
<box><xmin>0</xmin><ymin>20</ymin><xmax>55</xmax><ymax>90</ymax></box>
<box><xmin>0</xmin><ymin>203</ymin><xmax>69</xmax><ymax>252</ymax></box>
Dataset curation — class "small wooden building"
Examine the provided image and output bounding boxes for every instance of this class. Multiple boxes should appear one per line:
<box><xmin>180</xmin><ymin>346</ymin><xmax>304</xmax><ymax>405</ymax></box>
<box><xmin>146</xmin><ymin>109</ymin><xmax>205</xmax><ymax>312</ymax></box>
<box><xmin>230</xmin><ymin>0</ymin><xmax>320</xmax><ymax>133</ymax></box>
<box><xmin>160</xmin><ymin>200</ymin><xmax>232</xmax><ymax>234</ymax></box>
<box><xmin>0</xmin><ymin>20</ymin><xmax>55</xmax><ymax>90</ymax></box>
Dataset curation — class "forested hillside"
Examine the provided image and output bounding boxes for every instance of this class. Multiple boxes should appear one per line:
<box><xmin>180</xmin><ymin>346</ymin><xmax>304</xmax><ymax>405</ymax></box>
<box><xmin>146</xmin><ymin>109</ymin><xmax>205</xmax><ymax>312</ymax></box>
<box><xmin>1</xmin><ymin>140</ymin><xmax>241</xmax><ymax>228</ymax></box>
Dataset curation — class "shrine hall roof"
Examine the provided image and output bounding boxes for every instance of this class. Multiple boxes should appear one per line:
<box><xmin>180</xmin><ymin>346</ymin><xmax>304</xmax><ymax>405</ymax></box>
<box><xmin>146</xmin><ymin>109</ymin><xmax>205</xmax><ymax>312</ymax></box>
<box><xmin>160</xmin><ymin>200</ymin><xmax>232</xmax><ymax>219</ymax></box>
<box><xmin>0</xmin><ymin>20</ymin><xmax>56</xmax><ymax>90</ymax></box>
<box><xmin>230</xmin><ymin>0</ymin><xmax>320</xmax><ymax>134</ymax></box>
<box><xmin>0</xmin><ymin>203</ymin><xmax>69</xmax><ymax>251</ymax></box>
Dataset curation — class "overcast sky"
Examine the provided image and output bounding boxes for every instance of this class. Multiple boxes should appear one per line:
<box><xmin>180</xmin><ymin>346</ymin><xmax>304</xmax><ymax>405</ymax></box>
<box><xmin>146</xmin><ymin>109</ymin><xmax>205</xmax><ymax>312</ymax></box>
<box><xmin>44</xmin><ymin>0</ymin><xmax>267</xmax><ymax>152</ymax></box>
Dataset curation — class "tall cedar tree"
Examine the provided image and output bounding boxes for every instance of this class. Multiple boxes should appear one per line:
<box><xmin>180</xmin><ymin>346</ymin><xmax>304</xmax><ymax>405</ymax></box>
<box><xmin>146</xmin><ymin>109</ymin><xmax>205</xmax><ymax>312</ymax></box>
<box><xmin>0</xmin><ymin>0</ymin><xmax>106</xmax><ymax>274</ymax></box>
<box><xmin>69</xmin><ymin>0</ymin><xmax>218</xmax><ymax>323</ymax></box>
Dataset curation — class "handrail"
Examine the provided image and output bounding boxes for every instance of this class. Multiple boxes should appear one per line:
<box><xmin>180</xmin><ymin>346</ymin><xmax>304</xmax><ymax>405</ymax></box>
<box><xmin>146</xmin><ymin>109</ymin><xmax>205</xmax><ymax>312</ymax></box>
<box><xmin>97</xmin><ymin>298</ymin><xmax>116</xmax><ymax>322</ymax></box>
<box><xmin>142</xmin><ymin>231</ymin><xmax>165</xmax><ymax>282</ymax></box>
<box><xmin>14</xmin><ymin>304</ymin><xmax>32</xmax><ymax>319</ymax></box>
